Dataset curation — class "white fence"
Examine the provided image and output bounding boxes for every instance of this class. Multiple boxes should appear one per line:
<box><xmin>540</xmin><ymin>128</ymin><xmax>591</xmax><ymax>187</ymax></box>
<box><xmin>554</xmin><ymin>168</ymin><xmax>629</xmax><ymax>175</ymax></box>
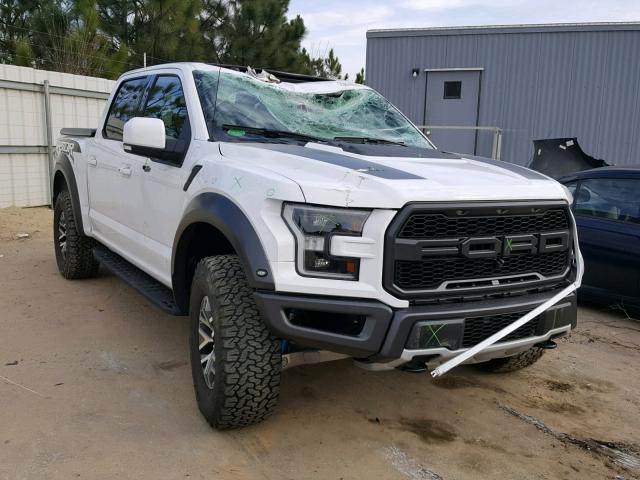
<box><xmin>0</xmin><ymin>65</ymin><xmax>115</xmax><ymax>207</ymax></box>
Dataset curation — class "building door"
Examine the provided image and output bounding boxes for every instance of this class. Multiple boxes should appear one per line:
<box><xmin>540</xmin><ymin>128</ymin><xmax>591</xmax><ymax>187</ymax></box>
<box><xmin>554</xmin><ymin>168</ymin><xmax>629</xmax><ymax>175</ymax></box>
<box><xmin>424</xmin><ymin>70</ymin><xmax>481</xmax><ymax>154</ymax></box>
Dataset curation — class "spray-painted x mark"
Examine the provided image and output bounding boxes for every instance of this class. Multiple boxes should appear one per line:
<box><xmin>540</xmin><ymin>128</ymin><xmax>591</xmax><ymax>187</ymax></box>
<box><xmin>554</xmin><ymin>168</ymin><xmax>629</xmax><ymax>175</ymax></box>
<box><xmin>427</xmin><ymin>324</ymin><xmax>446</xmax><ymax>346</ymax></box>
<box><xmin>504</xmin><ymin>237</ymin><xmax>513</xmax><ymax>253</ymax></box>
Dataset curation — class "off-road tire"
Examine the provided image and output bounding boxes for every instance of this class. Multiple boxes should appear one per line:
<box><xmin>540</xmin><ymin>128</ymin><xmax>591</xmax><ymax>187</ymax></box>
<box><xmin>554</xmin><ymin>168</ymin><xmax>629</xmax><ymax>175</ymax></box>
<box><xmin>475</xmin><ymin>347</ymin><xmax>545</xmax><ymax>373</ymax></box>
<box><xmin>189</xmin><ymin>254</ymin><xmax>281</xmax><ymax>429</ymax></box>
<box><xmin>53</xmin><ymin>190</ymin><xmax>100</xmax><ymax>279</ymax></box>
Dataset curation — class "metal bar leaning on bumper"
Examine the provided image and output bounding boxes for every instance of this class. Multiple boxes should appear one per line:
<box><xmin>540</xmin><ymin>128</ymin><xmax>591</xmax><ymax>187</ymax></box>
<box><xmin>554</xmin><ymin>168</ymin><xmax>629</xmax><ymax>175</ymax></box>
<box><xmin>431</xmin><ymin>213</ymin><xmax>585</xmax><ymax>378</ymax></box>
<box><xmin>430</xmin><ymin>283</ymin><xmax>577</xmax><ymax>377</ymax></box>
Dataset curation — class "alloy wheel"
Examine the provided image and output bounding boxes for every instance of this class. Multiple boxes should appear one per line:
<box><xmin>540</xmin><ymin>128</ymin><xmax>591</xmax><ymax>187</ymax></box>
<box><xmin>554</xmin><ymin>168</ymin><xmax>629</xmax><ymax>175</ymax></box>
<box><xmin>58</xmin><ymin>212</ymin><xmax>67</xmax><ymax>259</ymax></box>
<box><xmin>198</xmin><ymin>295</ymin><xmax>215</xmax><ymax>389</ymax></box>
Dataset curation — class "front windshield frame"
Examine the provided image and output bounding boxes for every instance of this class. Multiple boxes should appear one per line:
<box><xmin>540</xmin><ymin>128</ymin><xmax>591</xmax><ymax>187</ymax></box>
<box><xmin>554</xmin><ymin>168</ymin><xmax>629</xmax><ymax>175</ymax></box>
<box><xmin>193</xmin><ymin>68</ymin><xmax>434</xmax><ymax>150</ymax></box>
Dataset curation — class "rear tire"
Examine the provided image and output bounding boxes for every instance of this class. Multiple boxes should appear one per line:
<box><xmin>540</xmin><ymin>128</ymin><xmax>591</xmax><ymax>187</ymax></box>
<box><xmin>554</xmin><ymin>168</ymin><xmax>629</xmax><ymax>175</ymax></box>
<box><xmin>53</xmin><ymin>190</ymin><xmax>99</xmax><ymax>279</ymax></box>
<box><xmin>475</xmin><ymin>347</ymin><xmax>545</xmax><ymax>373</ymax></box>
<box><xmin>189</xmin><ymin>254</ymin><xmax>281</xmax><ymax>429</ymax></box>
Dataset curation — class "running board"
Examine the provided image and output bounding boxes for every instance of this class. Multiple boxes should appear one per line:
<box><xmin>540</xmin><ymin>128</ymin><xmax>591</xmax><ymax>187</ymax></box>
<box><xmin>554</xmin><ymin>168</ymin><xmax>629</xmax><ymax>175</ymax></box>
<box><xmin>93</xmin><ymin>245</ymin><xmax>185</xmax><ymax>316</ymax></box>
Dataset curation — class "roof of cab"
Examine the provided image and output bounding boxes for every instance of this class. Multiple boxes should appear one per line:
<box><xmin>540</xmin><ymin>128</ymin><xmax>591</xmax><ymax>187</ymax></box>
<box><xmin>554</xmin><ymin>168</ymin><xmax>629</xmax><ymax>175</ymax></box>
<box><xmin>121</xmin><ymin>62</ymin><xmax>327</xmax><ymax>84</ymax></box>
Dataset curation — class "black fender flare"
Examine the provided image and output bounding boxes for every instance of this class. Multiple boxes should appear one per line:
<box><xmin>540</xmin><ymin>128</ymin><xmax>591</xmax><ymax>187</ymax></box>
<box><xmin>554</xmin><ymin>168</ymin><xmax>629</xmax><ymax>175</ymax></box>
<box><xmin>172</xmin><ymin>192</ymin><xmax>276</xmax><ymax>294</ymax></box>
<box><xmin>52</xmin><ymin>142</ymin><xmax>84</xmax><ymax>235</ymax></box>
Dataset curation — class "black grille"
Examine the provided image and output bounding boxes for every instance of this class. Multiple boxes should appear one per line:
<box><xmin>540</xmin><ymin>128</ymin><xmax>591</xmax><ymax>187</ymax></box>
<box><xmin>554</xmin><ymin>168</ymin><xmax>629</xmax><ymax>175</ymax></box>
<box><xmin>395</xmin><ymin>251</ymin><xmax>569</xmax><ymax>290</ymax></box>
<box><xmin>398</xmin><ymin>209</ymin><xmax>569</xmax><ymax>239</ymax></box>
<box><xmin>385</xmin><ymin>203</ymin><xmax>573</xmax><ymax>299</ymax></box>
<box><xmin>462</xmin><ymin>312</ymin><xmax>540</xmax><ymax>348</ymax></box>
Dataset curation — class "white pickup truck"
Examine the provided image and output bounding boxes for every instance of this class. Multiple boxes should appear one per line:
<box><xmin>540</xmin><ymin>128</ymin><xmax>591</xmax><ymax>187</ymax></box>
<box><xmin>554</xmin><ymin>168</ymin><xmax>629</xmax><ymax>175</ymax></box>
<box><xmin>52</xmin><ymin>62</ymin><xmax>582</xmax><ymax>429</ymax></box>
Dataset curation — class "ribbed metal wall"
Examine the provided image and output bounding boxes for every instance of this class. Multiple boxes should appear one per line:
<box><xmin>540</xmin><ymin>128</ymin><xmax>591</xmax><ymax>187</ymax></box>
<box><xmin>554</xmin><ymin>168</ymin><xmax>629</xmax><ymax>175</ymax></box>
<box><xmin>0</xmin><ymin>65</ymin><xmax>114</xmax><ymax>207</ymax></box>
<box><xmin>366</xmin><ymin>24</ymin><xmax>640</xmax><ymax>166</ymax></box>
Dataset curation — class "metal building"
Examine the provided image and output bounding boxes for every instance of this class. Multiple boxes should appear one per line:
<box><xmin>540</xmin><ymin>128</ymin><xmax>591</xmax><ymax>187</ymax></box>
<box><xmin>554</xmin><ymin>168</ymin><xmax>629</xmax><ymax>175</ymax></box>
<box><xmin>366</xmin><ymin>22</ymin><xmax>640</xmax><ymax>166</ymax></box>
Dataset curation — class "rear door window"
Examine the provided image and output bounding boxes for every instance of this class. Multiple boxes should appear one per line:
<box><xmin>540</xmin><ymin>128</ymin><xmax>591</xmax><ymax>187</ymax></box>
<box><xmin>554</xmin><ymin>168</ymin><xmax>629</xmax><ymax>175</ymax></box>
<box><xmin>104</xmin><ymin>77</ymin><xmax>149</xmax><ymax>141</ymax></box>
<box><xmin>574</xmin><ymin>178</ymin><xmax>640</xmax><ymax>224</ymax></box>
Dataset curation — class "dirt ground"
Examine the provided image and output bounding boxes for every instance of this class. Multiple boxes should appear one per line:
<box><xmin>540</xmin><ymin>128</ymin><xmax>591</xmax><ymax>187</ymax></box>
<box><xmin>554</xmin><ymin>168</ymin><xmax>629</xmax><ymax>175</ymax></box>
<box><xmin>1</xmin><ymin>207</ymin><xmax>639</xmax><ymax>480</ymax></box>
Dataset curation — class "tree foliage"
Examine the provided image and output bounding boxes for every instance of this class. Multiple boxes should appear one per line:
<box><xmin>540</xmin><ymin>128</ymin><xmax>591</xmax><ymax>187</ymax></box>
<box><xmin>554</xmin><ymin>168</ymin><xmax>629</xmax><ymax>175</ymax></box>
<box><xmin>206</xmin><ymin>0</ymin><xmax>308</xmax><ymax>71</ymax></box>
<box><xmin>0</xmin><ymin>0</ymin><xmax>39</xmax><ymax>64</ymax></box>
<box><xmin>0</xmin><ymin>0</ymin><xmax>357</xmax><ymax>81</ymax></box>
<box><xmin>1</xmin><ymin>0</ymin><xmax>129</xmax><ymax>76</ymax></box>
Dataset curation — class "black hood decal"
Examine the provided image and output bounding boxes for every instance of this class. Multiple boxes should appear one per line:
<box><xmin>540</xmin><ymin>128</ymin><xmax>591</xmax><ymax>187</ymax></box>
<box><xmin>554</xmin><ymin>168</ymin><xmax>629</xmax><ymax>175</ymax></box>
<box><xmin>248</xmin><ymin>144</ymin><xmax>425</xmax><ymax>180</ymax></box>
<box><xmin>461</xmin><ymin>153</ymin><xmax>550</xmax><ymax>180</ymax></box>
<box><xmin>339</xmin><ymin>143</ymin><xmax>461</xmax><ymax>159</ymax></box>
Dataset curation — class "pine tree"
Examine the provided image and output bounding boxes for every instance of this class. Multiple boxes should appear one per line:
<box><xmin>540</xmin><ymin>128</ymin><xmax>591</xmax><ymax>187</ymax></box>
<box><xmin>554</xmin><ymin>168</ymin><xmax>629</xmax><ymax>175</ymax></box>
<box><xmin>11</xmin><ymin>0</ymin><xmax>130</xmax><ymax>78</ymax></box>
<box><xmin>13</xmin><ymin>36</ymin><xmax>34</xmax><ymax>66</ymax></box>
<box><xmin>203</xmin><ymin>0</ymin><xmax>308</xmax><ymax>72</ymax></box>
<box><xmin>323</xmin><ymin>48</ymin><xmax>343</xmax><ymax>79</ymax></box>
<box><xmin>131</xmin><ymin>0</ymin><xmax>203</xmax><ymax>64</ymax></box>
<box><xmin>3</xmin><ymin>0</ymin><xmax>348</xmax><ymax>81</ymax></box>
<box><xmin>0</xmin><ymin>0</ymin><xmax>38</xmax><ymax>63</ymax></box>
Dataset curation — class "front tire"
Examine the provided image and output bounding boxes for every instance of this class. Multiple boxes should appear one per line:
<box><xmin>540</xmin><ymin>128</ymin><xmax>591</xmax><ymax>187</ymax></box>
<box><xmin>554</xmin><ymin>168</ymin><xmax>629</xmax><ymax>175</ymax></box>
<box><xmin>53</xmin><ymin>190</ymin><xmax>99</xmax><ymax>279</ymax></box>
<box><xmin>475</xmin><ymin>346</ymin><xmax>545</xmax><ymax>373</ymax></box>
<box><xmin>189</xmin><ymin>255</ymin><xmax>281</xmax><ymax>429</ymax></box>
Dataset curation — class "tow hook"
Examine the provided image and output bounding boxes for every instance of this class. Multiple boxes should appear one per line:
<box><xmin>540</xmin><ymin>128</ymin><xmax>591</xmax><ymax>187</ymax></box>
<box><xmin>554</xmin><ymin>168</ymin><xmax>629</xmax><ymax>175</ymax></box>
<box><xmin>535</xmin><ymin>339</ymin><xmax>557</xmax><ymax>350</ymax></box>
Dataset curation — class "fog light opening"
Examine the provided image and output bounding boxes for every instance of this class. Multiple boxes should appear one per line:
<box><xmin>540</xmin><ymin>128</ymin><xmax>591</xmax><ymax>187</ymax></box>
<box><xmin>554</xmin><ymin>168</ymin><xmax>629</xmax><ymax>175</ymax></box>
<box><xmin>285</xmin><ymin>308</ymin><xmax>366</xmax><ymax>337</ymax></box>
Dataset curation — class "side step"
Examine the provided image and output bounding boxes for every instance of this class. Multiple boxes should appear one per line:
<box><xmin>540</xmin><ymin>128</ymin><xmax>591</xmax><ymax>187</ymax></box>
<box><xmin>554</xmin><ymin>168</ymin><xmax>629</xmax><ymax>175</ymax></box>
<box><xmin>93</xmin><ymin>245</ymin><xmax>185</xmax><ymax>316</ymax></box>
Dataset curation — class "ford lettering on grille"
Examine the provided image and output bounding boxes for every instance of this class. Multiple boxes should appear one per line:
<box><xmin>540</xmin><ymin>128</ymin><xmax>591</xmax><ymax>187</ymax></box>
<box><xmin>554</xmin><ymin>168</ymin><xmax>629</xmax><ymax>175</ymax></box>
<box><xmin>414</xmin><ymin>231</ymin><xmax>570</xmax><ymax>260</ymax></box>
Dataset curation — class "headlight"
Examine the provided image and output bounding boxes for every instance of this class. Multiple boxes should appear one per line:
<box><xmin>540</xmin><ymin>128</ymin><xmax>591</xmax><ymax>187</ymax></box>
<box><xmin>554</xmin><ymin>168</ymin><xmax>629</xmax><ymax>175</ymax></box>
<box><xmin>282</xmin><ymin>203</ymin><xmax>371</xmax><ymax>280</ymax></box>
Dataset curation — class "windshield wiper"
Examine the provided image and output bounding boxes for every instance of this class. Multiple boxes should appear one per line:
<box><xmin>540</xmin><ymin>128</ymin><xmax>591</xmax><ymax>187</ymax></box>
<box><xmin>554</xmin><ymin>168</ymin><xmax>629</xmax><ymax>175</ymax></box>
<box><xmin>333</xmin><ymin>136</ymin><xmax>406</xmax><ymax>146</ymax></box>
<box><xmin>222</xmin><ymin>124</ymin><xmax>326</xmax><ymax>144</ymax></box>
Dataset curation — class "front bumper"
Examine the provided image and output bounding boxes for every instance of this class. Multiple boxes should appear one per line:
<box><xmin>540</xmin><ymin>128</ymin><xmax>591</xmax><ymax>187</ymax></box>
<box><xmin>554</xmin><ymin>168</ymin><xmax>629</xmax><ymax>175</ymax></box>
<box><xmin>254</xmin><ymin>289</ymin><xmax>577</xmax><ymax>361</ymax></box>
<box><xmin>370</xmin><ymin>323</ymin><xmax>572</xmax><ymax>371</ymax></box>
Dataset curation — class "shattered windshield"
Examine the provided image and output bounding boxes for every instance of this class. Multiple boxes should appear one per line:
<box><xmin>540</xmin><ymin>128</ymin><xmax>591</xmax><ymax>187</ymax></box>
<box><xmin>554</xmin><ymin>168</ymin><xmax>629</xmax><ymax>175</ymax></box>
<box><xmin>194</xmin><ymin>69</ymin><xmax>433</xmax><ymax>149</ymax></box>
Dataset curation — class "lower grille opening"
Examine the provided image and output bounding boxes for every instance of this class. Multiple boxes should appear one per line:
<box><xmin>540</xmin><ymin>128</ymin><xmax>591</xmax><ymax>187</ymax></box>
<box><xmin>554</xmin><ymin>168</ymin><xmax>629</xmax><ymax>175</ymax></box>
<box><xmin>285</xmin><ymin>308</ymin><xmax>366</xmax><ymax>337</ymax></box>
<box><xmin>462</xmin><ymin>312</ymin><xmax>540</xmax><ymax>348</ymax></box>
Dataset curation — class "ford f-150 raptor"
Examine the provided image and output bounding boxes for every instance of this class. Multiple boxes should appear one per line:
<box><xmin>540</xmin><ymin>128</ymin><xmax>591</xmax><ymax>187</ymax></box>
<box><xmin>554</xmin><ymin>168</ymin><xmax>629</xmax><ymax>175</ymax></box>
<box><xmin>52</xmin><ymin>63</ymin><xmax>582</xmax><ymax>429</ymax></box>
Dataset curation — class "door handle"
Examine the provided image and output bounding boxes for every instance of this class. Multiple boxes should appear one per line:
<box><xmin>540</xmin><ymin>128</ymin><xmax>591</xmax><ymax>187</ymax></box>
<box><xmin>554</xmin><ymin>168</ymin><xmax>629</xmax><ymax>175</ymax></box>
<box><xmin>118</xmin><ymin>165</ymin><xmax>132</xmax><ymax>177</ymax></box>
<box><xmin>87</xmin><ymin>156</ymin><xmax>97</xmax><ymax>166</ymax></box>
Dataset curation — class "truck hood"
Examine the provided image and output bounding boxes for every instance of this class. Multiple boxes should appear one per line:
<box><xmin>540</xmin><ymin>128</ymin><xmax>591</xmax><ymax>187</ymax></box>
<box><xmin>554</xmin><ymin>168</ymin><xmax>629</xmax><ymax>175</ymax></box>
<box><xmin>219</xmin><ymin>142</ymin><xmax>569</xmax><ymax>209</ymax></box>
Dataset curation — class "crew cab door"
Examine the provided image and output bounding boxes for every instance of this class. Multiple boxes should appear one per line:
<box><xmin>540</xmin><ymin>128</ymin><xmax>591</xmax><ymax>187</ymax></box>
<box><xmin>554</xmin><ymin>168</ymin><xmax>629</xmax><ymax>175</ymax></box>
<box><xmin>87</xmin><ymin>75</ymin><xmax>151</xmax><ymax>262</ymax></box>
<box><xmin>135</xmin><ymin>73</ymin><xmax>194</xmax><ymax>282</ymax></box>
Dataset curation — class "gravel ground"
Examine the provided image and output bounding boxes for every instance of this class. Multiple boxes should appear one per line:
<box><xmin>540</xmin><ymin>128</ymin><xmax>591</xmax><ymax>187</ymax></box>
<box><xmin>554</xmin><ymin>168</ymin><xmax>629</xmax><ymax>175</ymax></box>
<box><xmin>1</xmin><ymin>207</ymin><xmax>639</xmax><ymax>480</ymax></box>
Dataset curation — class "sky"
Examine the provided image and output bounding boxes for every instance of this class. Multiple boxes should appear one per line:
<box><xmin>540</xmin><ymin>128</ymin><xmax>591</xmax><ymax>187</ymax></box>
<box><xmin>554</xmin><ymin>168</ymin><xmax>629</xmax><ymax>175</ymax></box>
<box><xmin>288</xmin><ymin>0</ymin><xmax>640</xmax><ymax>78</ymax></box>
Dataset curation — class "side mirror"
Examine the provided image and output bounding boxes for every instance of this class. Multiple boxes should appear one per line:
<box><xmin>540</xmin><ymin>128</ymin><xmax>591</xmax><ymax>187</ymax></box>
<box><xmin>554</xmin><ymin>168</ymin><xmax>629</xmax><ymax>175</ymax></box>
<box><xmin>123</xmin><ymin>117</ymin><xmax>166</xmax><ymax>155</ymax></box>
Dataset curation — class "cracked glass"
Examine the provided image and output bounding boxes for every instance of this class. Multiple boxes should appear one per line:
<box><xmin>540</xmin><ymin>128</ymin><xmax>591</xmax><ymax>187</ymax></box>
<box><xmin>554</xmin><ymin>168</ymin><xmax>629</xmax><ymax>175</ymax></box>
<box><xmin>194</xmin><ymin>69</ymin><xmax>433</xmax><ymax>149</ymax></box>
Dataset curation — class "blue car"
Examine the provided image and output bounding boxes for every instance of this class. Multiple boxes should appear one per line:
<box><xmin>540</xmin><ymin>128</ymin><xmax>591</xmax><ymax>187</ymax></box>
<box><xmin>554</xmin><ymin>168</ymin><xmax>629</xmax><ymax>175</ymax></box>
<box><xmin>559</xmin><ymin>168</ymin><xmax>640</xmax><ymax>310</ymax></box>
